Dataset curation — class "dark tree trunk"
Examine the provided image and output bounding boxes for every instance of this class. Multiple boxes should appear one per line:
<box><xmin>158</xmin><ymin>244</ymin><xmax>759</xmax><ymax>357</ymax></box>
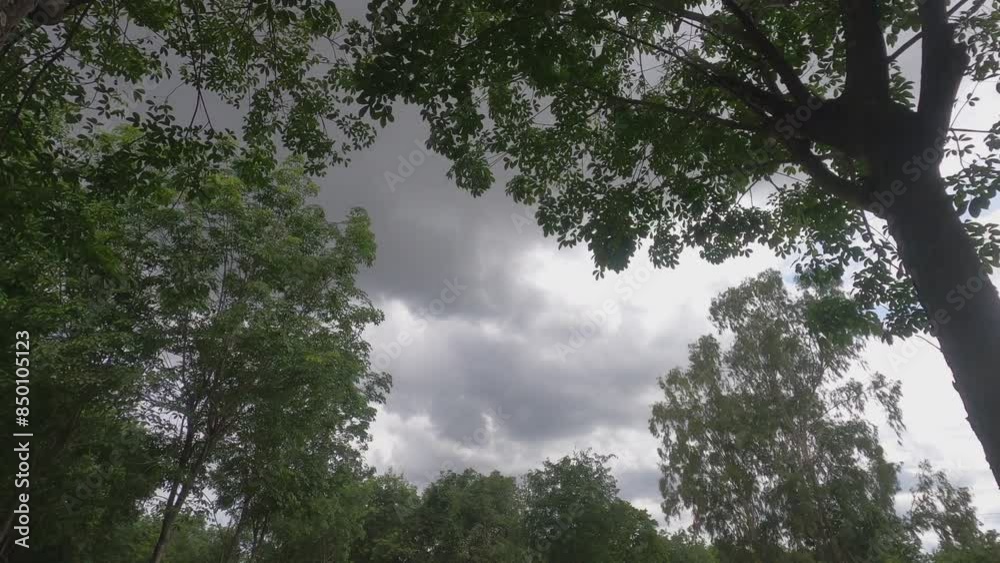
<box><xmin>149</xmin><ymin>414</ymin><xmax>203</xmax><ymax>563</ymax></box>
<box><xmin>881</xmin><ymin>153</ymin><xmax>1000</xmax><ymax>486</ymax></box>
<box><xmin>220</xmin><ymin>500</ymin><xmax>250</xmax><ymax>563</ymax></box>
<box><xmin>149</xmin><ymin>479</ymin><xmax>194</xmax><ymax>563</ymax></box>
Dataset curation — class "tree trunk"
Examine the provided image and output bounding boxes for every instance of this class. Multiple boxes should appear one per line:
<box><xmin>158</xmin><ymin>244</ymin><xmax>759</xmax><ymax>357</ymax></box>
<box><xmin>149</xmin><ymin>415</ymin><xmax>202</xmax><ymax>563</ymax></box>
<box><xmin>148</xmin><ymin>479</ymin><xmax>193</xmax><ymax>563</ymax></box>
<box><xmin>220</xmin><ymin>500</ymin><xmax>250</xmax><ymax>563</ymax></box>
<box><xmin>881</xmin><ymin>157</ymin><xmax>1000</xmax><ymax>487</ymax></box>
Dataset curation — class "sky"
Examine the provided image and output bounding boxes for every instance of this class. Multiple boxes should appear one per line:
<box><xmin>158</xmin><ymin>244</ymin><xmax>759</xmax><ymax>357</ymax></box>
<box><xmin>129</xmin><ymin>0</ymin><xmax>1000</xmax><ymax>536</ymax></box>
<box><xmin>310</xmin><ymin>94</ymin><xmax>1000</xmax><ymax>535</ymax></box>
<box><xmin>297</xmin><ymin>2</ymin><xmax>1000</xmax><ymax>535</ymax></box>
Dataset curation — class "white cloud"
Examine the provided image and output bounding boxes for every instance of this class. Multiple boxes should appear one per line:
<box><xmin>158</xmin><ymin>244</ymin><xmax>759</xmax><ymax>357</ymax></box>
<box><xmin>333</xmin><ymin>74</ymin><xmax>1000</xmax><ymax>538</ymax></box>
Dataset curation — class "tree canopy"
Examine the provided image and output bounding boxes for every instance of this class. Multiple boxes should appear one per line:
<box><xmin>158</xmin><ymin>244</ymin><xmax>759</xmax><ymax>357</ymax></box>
<box><xmin>651</xmin><ymin>270</ymin><xmax>915</xmax><ymax>562</ymax></box>
<box><xmin>0</xmin><ymin>124</ymin><xmax>389</xmax><ymax>561</ymax></box>
<box><xmin>2</xmin><ymin>0</ymin><xmax>373</xmax><ymax>179</ymax></box>
<box><xmin>348</xmin><ymin>0</ymin><xmax>1000</xmax><ymax>485</ymax></box>
<box><xmin>652</xmin><ymin>270</ymin><xmax>1000</xmax><ymax>563</ymax></box>
<box><xmin>4</xmin><ymin>1</ymin><xmax>1000</xmax><ymax>561</ymax></box>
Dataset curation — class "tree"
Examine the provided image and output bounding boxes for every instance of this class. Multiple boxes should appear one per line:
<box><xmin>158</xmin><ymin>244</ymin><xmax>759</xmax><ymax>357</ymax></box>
<box><xmin>135</xmin><ymin>158</ymin><xmax>387</xmax><ymax>563</ymax></box>
<box><xmin>349</xmin><ymin>0</ymin><xmax>1000</xmax><ymax>485</ymax></box>
<box><xmin>247</xmin><ymin>466</ymin><xmax>372</xmax><ymax>563</ymax></box>
<box><xmin>910</xmin><ymin>462</ymin><xmax>1000</xmax><ymax>563</ymax></box>
<box><xmin>3</xmin><ymin>5</ymin><xmax>391</xmax><ymax>556</ymax></box>
<box><xmin>600</xmin><ymin>499</ymin><xmax>681</xmax><ymax>563</ymax></box>
<box><xmin>521</xmin><ymin>450</ymin><xmax>669</xmax><ymax>563</ymax></box>
<box><xmin>0</xmin><ymin>124</ymin><xmax>171</xmax><ymax>560</ymax></box>
<box><xmin>351</xmin><ymin>472</ymin><xmax>422</xmax><ymax>563</ymax></box>
<box><xmin>2</xmin><ymin>0</ymin><xmax>373</xmax><ymax>176</ymax></box>
<box><xmin>210</xmin><ymin>417</ymin><xmax>373</xmax><ymax>562</ymax></box>
<box><xmin>649</xmin><ymin>270</ymin><xmax>920</xmax><ymax>562</ymax></box>
<box><xmin>658</xmin><ymin>531</ymin><xmax>720</xmax><ymax>563</ymax></box>
<box><xmin>409</xmin><ymin>469</ymin><xmax>529</xmax><ymax>563</ymax></box>
<box><xmin>2</xmin><ymin>0</ymin><xmax>88</xmax><ymax>44</ymax></box>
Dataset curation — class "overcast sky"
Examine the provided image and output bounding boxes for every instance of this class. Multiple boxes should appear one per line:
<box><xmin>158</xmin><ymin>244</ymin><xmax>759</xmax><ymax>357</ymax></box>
<box><xmin>141</xmin><ymin>0</ymin><xmax>1000</xmax><ymax>535</ymax></box>
<box><xmin>308</xmin><ymin>83</ymin><xmax>1000</xmax><ymax>535</ymax></box>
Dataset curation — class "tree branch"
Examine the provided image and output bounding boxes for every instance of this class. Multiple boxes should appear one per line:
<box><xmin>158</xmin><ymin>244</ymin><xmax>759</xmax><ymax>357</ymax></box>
<box><xmin>3</xmin><ymin>4</ymin><xmax>90</xmax><ymax>135</ymax></box>
<box><xmin>782</xmin><ymin>138</ymin><xmax>869</xmax><ymax>209</ymax></box>
<box><xmin>598</xmin><ymin>90</ymin><xmax>760</xmax><ymax>131</ymax></box>
<box><xmin>886</xmin><ymin>0</ymin><xmax>976</xmax><ymax>62</ymax></box>
<box><xmin>917</xmin><ymin>0</ymin><xmax>971</xmax><ymax>134</ymax></box>
<box><xmin>840</xmin><ymin>0</ymin><xmax>890</xmax><ymax>105</ymax></box>
<box><xmin>598</xmin><ymin>19</ymin><xmax>792</xmax><ymax>118</ymax></box>
<box><xmin>720</xmin><ymin>0</ymin><xmax>812</xmax><ymax>104</ymax></box>
<box><xmin>599</xmin><ymin>18</ymin><xmax>855</xmax><ymax>155</ymax></box>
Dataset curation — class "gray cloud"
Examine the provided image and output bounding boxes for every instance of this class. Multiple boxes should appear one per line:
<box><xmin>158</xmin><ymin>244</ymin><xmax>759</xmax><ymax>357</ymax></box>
<box><xmin>119</xmin><ymin>2</ymin><xmax>999</xmax><ymax>533</ymax></box>
<box><xmin>312</xmin><ymin>87</ymin><xmax>1000</xmax><ymax>534</ymax></box>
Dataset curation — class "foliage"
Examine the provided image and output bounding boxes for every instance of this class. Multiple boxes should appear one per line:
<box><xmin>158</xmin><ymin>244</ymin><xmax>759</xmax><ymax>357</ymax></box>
<box><xmin>351</xmin><ymin>472</ymin><xmax>423</xmax><ymax>563</ymax></box>
<box><xmin>0</xmin><ymin>121</ymin><xmax>387</xmax><ymax>561</ymax></box>
<box><xmin>5</xmin><ymin>3</ymin><xmax>1000</xmax><ymax>561</ymax></box>
<box><xmin>409</xmin><ymin>469</ymin><xmax>530</xmax><ymax>563</ymax></box>
<box><xmin>250</xmin><ymin>467</ymin><xmax>372</xmax><ymax>563</ymax></box>
<box><xmin>649</xmin><ymin>270</ymin><xmax>919</xmax><ymax>562</ymax></box>
<box><xmin>522</xmin><ymin>450</ymin><xmax>670</xmax><ymax>563</ymax></box>
<box><xmin>931</xmin><ymin>536</ymin><xmax>1000</xmax><ymax>563</ymax></box>
<box><xmin>1</xmin><ymin>0</ymin><xmax>374</xmax><ymax>176</ymax></box>
<box><xmin>347</xmin><ymin>0</ymin><xmax>1000</xmax><ymax>490</ymax></box>
<box><xmin>659</xmin><ymin>531</ymin><xmax>721</xmax><ymax>563</ymax></box>
<box><xmin>132</xmin><ymin>155</ymin><xmax>388</xmax><ymax>559</ymax></box>
<box><xmin>910</xmin><ymin>462</ymin><xmax>1000</xmax><ymax>563</ymax></box>
<box><xmin>0</xmin><ymin>122</ymin><xmax>167</xmax><ymax>559</ymax></box>
<box><xmin>348</xmin><ymin>0</ymin><xmax>1000</xmax><ymax>337</ymax></box>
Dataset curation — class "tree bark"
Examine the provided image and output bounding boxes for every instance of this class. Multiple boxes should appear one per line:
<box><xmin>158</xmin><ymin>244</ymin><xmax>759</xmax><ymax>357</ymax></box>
<box><xmin>220</xmin><ymin>499</ymin><xmax>250</xmax><ymax>563</ymax></box>
<box><xmin>149</xmin><ymin>478</ymin><xmax>194</xmax><ymax>563</ymax></box>
<box><xmin>881</xmin><ymin>154</ymin><xmax>1000</xmax><ymax>487</ymax></box>
<box><xmin>148</xmin><ymin>413</ymin><xmax>204</xmax><ymax>563</ymax></box>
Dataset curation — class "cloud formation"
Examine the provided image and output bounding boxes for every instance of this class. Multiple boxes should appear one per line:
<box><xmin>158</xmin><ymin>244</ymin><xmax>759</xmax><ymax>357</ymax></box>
<box><xmin>315</xmin><ymin>93</ymin><xmax>1000</xmax><ymax>534</ymax></box>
